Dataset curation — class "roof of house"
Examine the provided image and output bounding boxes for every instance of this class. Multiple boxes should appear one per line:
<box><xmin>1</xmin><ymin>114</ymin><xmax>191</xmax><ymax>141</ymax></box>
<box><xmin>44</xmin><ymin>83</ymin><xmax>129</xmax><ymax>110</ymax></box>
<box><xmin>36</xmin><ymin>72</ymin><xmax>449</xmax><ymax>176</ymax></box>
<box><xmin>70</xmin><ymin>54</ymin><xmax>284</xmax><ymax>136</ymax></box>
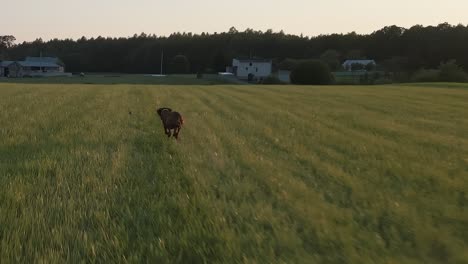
<box><xmin>15</xmin><ymin>61</ymin><xmax>61</xmax><ymax>68</ymax></box>
<box><xmin>0</xmin><ymin>61</ymin><xmax>14</xmax><ymax>67</ymax></box>
<box><xmin>342</xmin><ymin>59</ymin><xmax>376</xmax><ymax>65</ymax></box>
<box><xmin>25</xmin><ymin>57</ymin><xmax>59</xmax><ymax>63</ymax></box>
<box><xmin>234</xmin><ymin>58</ymin><xmax>272</xmax><ymax>63</ymax></box>
<box><xmin>25</xmin><ymin>57</ymin><xmax>64</xmax><ymax>66</ymax></box>
<box><xmin>1</xmin><ymin>57</ymin><xmax>64</xmax><ymax>68</ymax></box>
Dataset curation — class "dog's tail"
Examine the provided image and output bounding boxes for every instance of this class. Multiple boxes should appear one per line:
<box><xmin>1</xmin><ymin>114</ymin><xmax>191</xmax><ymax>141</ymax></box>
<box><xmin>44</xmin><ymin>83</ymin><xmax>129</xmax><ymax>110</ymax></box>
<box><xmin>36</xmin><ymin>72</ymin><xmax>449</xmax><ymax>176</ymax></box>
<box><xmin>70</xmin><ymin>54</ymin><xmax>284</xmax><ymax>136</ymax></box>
<box><xmin>180</xmin><ymin>116</ymin><xmax>184</xmax><ymax>125</ymax></box>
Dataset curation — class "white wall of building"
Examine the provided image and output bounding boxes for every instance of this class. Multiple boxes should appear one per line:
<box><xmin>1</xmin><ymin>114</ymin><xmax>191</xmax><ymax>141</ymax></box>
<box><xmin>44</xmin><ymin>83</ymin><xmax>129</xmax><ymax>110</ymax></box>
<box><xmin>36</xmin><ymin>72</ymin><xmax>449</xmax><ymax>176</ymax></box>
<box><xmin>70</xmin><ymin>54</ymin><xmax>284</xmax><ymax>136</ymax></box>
<box><xmin>232</xmin><ymin>59</ymin><xmax>272</xmax><ymax>79</ymax></box>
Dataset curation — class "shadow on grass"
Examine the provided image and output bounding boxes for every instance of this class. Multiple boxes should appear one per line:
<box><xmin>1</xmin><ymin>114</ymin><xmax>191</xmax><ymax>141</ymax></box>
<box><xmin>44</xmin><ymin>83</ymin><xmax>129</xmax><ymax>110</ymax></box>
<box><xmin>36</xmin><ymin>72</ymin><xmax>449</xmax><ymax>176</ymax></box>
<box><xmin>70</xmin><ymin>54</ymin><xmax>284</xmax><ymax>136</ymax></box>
<box><xmin>396</xmin><ymin>82</ymin><xmax>468</xmax><ymax>89</ymax></box>
<box><xmin>0</xmin><ymin>74</ymin><xmax>243</xmax><ymax>86</ymax></box>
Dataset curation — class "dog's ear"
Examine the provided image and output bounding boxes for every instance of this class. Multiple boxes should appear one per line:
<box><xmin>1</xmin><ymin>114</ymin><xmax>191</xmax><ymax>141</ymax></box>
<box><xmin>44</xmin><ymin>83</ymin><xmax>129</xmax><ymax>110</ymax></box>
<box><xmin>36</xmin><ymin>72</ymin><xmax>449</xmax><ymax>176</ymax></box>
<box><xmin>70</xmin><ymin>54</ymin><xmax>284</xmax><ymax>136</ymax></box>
<box><xmin>157</xmin><ymin>107</ymin><xmax>172</xmax><ymax>116</ymax></box>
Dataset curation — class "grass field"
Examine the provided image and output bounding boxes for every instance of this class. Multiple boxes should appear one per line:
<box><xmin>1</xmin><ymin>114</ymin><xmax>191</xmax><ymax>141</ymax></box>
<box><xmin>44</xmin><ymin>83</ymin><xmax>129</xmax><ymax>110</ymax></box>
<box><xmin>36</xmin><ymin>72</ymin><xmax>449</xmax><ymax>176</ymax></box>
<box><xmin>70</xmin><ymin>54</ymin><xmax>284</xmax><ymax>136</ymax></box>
<box><xmin>0</xmin><ymin>74</ymin><xmax>240</xmax><ymax>85</ymax></box>
<box><xmin>0</xmin><ymin>81</ymin><xmax>467</xmax><ymax>263</ymax></box>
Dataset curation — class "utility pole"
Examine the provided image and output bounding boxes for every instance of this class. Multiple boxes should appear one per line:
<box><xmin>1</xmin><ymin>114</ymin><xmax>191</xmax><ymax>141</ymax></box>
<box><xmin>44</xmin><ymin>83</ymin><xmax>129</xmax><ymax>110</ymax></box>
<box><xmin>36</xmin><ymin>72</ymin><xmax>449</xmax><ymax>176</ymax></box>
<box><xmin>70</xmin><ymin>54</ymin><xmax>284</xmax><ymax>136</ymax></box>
<box><xmin>160</xmin><ymin>49</ymin><xmax>164</xmax><ymax>75</ymax></box>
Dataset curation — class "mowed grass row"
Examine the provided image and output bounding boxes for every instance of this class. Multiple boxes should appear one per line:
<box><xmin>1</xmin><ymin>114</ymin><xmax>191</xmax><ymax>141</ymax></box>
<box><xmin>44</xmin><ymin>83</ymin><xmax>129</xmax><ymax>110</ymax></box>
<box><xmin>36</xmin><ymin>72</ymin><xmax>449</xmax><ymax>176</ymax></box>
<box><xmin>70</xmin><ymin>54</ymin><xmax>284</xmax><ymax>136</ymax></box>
<box><xmin>0</xmin><ymin>83</ymin><xmax>467</xmax><ymax>263</ymax></box>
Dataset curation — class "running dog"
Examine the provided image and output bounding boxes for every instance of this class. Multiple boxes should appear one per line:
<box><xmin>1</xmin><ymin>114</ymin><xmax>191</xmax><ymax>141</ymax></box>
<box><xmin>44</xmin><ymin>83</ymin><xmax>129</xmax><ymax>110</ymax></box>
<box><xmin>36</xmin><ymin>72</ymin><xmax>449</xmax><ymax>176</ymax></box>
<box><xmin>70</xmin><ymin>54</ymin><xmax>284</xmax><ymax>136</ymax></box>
<box><xmin>157</xmin><ymin>107</ymin><xmax>184</xmax><ymax>139</ymax></box>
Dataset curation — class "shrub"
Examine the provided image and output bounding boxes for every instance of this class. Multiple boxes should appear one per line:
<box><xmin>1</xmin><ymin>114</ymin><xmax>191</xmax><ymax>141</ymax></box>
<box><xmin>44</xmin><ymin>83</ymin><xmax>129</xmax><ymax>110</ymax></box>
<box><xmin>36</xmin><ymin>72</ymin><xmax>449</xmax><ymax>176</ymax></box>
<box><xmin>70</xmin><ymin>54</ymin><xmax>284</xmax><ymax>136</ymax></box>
<box><xmin>411</xmin><ymin>61</ymin><xmax>468</xmax><ymax>83</ymax></box>
<box><xmin>411</xmin><ymin>69</ymin><xmax>440</xmax><ymax>82</ymax></box>
<box><xmin>439</xmin><ymin>60</ymin><xmax>468</xmax><ymax>82</ymax></box>
<box><xmin>320</xmin><ymin>49</ymin><xmax>341</xmax><ymax>71</ymax></box>
<box><xmin>290</xmin><ymin>60</ymin><xmax>333</xmax><ymax>85</ymax></box>
<box><xmin>278</xmin><ymin>58</ymin><xmax>303</xmax><ymax>71</ymax></box>
<box><xmin>261</xmin><ymin>75</ymin><xmax>283</xmax><ymax>85</ymax></box>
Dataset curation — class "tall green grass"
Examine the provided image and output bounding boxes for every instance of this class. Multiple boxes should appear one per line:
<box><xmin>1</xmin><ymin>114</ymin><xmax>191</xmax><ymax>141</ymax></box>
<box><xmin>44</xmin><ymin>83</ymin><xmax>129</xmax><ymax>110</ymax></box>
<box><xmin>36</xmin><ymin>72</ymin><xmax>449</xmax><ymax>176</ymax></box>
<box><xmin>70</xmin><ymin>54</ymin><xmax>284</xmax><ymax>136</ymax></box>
<box><xmin>0</xmin><ymin>83</ymin><xmax>467</xmax><ymax>263</ymax></box>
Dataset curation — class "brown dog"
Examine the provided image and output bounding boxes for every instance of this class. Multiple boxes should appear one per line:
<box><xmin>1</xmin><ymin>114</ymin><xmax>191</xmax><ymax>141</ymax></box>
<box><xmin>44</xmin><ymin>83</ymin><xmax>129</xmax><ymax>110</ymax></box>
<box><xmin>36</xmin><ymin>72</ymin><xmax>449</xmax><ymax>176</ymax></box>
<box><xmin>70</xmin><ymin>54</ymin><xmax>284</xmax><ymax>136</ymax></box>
<box><xmin>157</xmin><ymin>107</ymin><xmax>184</xmax><ymax>139</ymax></box>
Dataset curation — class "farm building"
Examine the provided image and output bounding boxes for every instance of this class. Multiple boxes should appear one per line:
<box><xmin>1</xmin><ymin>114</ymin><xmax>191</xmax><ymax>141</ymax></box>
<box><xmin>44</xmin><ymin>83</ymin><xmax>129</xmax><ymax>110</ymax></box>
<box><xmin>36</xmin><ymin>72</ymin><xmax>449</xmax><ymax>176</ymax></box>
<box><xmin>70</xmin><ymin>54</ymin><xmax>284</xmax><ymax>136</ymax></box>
<box><xmin>342</xmin><ymin>59</ymin><xmax>376</xmax><ymax>71</ymax></box>
<box><xmin>6</xmin><ymin>57</ymin><xmax>69</xmax><ymax>78</ymax></box>
<box><xmin>0</xmin><ymin>61</ymin><xmax>14</xmax><ymax>77</ymax></box>
<box><xmin>228</xmin><ymin>58</ymin><xmax>272</xmax><ymax>81</ymax></box>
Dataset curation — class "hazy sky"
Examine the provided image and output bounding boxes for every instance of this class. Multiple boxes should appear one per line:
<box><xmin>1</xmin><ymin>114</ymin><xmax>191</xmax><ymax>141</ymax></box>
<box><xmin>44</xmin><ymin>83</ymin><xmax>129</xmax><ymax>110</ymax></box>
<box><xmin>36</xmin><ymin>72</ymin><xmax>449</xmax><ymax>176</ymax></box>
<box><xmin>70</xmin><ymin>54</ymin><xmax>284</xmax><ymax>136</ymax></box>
<box><xmin>3</xmin><ymin>0</ymin><xmax>467</xmax><ymax>42</ymax></box>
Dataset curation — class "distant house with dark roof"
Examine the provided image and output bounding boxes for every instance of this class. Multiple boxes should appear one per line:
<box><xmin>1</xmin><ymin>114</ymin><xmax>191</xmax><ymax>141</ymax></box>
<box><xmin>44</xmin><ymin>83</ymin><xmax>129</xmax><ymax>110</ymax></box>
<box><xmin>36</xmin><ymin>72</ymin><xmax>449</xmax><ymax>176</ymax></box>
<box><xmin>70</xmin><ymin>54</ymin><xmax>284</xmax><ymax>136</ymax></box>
<box><xmin>7</xmin><ymin>57</ymin><xmax>68</xmax><ymax>77</ymax></box>
<box><xmin>228</xmin><ymin>58</ymin><xmax>273</xmax><ymax>80</ymax></box>
<box><xmin>342</xmin><ymin>59</ymin><xmax>376</xmax><ymax>71</ymax></box>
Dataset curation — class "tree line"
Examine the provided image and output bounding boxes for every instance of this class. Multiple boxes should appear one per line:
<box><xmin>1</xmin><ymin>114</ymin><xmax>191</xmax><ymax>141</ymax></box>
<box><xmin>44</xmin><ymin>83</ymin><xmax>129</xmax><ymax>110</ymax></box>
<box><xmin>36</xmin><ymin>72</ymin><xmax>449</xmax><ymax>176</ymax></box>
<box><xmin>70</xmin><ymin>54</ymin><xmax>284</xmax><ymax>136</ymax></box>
<box><xmin>1</xmin><ymin>23</ymin><xmax>468</xmax><ymax>75</ymax></box>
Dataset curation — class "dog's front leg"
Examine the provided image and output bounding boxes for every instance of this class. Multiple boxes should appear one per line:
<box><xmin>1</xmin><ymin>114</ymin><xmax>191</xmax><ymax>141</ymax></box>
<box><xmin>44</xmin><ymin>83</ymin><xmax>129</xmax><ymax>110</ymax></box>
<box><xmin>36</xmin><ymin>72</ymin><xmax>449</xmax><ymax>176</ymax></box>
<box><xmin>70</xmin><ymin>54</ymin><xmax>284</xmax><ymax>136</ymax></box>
<box><xmin>163</xmin><ymin>124</ymin><xmax>170</xmax><ymax>137</ymax></box>
<box><xmin>173</xmin><ymin>127</ymin><xmax>180</xmax><ymax>140</ymax></box>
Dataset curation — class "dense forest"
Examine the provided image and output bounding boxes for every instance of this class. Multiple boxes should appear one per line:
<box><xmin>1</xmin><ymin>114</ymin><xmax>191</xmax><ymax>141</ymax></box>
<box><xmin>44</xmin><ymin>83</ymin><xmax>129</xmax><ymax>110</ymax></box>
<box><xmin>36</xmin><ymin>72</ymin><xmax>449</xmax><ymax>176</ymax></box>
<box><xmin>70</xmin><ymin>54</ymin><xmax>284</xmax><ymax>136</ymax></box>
<box><xmin>1</xmin><ymin>23</ymin><xmax>468</xmax><ymax>75</ymax></box>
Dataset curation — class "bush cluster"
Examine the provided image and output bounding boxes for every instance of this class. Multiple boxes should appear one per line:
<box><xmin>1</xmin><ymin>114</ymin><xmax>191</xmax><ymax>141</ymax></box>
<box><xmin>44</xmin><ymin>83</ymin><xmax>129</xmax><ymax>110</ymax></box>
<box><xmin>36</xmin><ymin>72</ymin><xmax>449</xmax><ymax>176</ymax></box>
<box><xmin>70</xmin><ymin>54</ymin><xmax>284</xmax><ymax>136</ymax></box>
<box><xmin>290</xmin><ymin>60</ymin><xmax>333</xmax><ymax>85</ymax></box>
<box><xmin>411</xmin><ymin>60</ymin><xmax>468</xmax><ymax>83</ymax></box>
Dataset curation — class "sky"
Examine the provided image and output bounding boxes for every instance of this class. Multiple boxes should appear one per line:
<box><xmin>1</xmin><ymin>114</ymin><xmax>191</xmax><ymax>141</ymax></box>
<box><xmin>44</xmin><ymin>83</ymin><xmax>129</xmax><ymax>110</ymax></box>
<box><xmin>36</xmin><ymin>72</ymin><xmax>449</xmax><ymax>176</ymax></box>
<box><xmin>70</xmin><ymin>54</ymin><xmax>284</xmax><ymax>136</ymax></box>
<box><xmin>3</xmin><ymin>0</ymin><xmax>468</xmax><ymax>42</ymax></box>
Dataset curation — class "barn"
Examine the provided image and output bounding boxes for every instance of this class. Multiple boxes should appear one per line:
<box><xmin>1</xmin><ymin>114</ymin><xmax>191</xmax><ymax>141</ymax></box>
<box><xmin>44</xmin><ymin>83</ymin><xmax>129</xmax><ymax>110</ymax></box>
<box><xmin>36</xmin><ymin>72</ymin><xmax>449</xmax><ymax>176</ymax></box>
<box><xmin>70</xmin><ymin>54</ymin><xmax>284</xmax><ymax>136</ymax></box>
<box><xmin>229</xmin><ymin>58</ymin><xmax>272</xmax><ymax>81</ymax></box>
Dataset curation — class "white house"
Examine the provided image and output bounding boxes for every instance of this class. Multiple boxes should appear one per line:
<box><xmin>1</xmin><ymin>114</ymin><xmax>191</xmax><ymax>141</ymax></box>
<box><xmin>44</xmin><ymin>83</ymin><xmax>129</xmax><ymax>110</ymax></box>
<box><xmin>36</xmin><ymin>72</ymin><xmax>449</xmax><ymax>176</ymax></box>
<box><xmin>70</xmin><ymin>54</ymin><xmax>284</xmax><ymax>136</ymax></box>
<box><xmin>229</xmin><ymin>58</ymin><xmax>272</xmax><ymax>80</ymax></box>
<box><xmin>342</xmin><ymin>59</ymin><xmax>376</xmax><ymax>71</ymax></box>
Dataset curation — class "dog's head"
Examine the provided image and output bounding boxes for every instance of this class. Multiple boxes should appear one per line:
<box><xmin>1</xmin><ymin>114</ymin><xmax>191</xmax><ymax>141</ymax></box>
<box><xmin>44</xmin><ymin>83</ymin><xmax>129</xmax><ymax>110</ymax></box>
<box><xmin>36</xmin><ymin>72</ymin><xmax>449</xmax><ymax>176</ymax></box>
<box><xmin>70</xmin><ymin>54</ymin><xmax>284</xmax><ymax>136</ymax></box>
<box><xmin>157</xmin><ymin>107</ymin><xmax>172</xmax><ymax>117</ymax></box>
